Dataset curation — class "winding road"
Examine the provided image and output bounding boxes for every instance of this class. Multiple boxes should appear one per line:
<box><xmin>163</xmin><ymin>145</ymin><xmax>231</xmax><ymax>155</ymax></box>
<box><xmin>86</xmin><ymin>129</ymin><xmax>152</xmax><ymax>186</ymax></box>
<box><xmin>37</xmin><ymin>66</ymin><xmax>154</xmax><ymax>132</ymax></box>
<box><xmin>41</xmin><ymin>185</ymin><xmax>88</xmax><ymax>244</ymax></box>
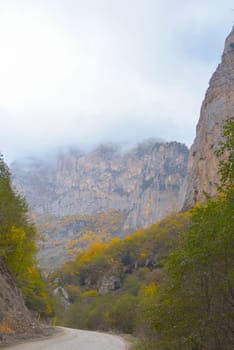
<box><xmin>8</xmin><ymin>327</ymin><xmax>127</xmax><ymax>350</ymax></box>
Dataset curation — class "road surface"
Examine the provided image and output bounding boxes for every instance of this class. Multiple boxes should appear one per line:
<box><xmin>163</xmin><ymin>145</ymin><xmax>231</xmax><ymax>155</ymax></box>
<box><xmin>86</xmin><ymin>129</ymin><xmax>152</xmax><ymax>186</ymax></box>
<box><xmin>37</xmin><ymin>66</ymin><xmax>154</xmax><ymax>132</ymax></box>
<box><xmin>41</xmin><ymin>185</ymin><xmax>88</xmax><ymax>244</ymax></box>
<box><xmin>7</xmin><ymin>327</ymin><xmax>127</xmax><ymax>350</ymax></box>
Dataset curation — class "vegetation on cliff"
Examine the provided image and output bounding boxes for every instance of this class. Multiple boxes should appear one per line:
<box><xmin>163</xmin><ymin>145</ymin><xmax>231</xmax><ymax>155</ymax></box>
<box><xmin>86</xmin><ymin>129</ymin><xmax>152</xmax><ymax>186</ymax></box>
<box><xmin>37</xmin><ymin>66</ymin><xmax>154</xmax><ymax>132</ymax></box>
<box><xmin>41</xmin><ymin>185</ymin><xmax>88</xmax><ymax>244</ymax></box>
<box><xmin>142</xmin><ymin>119</ymin><xmax>234</xmax><ymax>350</ymax></box>
<box><xmin>36</xmin><ymin>210</ymin><xmax>127</xmax><ymax>270</ymax></box>
<box><xmin>0</xmin><ymin>154</ymin><xmax>54</xmax><ymax>319</ymax></box>
<box><xmin>0</xmin><ymin>118</ymin><xmax>232</xmax><ymax>348</ymax></box>
<box><xmin>50</xmin><ymin>211</ymin><xmax>191</xmax><ymax>333</ymax></box>
<box><xmin>51</xmin><ymin>120</ymin><xmax>234</xmax><ymax>350</ymax></box>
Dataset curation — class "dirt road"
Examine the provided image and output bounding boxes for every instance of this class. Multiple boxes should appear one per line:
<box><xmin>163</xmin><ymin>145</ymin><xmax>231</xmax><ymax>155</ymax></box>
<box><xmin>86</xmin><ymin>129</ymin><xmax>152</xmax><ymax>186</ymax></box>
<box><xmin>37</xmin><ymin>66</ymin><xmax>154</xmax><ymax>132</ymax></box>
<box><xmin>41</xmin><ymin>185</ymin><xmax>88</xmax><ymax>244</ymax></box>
<box><xmin>7</xmin><ymin>327</ymin><xmax>127</xmax><ymax>350</ymax></box>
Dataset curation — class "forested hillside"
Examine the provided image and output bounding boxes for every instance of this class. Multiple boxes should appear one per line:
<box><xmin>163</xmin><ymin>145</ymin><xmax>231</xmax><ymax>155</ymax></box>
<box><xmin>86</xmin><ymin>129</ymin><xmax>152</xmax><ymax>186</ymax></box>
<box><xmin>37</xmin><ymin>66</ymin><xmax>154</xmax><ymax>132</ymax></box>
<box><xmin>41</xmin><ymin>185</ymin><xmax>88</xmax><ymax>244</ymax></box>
<box><xmin>36</xmin><ymin>210</ymin><xmax>128</xmax><ymax>270</ymax></box>
<box><xmin>11</xmin><ymin>140</ymin><xmax>188</xmax><ymax>270</ymax></box>
<box><xmin>1</xmin><ymin>5</ymin><xmax>233</xmax><ymax>349</ymax></box>
<box><xmin>51</xmin><ymin>120</ymin><xmax>234</xmax><ymax>350</ymax></box>
<box><xmin>1</xmin><ymin>25</ymin><xmax>233</xmax><ymax>346</ymax></box>
<box><xmin>51</xmin><ymin>211</ymin><xmax>191</xmax><ymax>331</ymax></box>
<box><xmin>0</xmin><ymin>155</ymin><xmax>54</xmax><ymax>335</ymax></box>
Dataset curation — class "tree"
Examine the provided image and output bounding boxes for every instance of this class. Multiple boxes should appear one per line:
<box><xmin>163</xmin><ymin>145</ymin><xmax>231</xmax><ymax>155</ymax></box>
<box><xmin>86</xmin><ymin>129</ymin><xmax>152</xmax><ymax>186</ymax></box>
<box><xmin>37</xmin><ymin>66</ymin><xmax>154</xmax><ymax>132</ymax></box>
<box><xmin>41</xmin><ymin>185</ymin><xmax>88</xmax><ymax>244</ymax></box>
<box><xmin>216</xmin><ymin>118</ymin><xmax>234</xmax><ymax>190</ymax></box>
<box><xmin>0</xmin><ymin>153</ymin><xmax>37</xmax><ymax>277</ymax></box>
<box><xmin>0</xmin><ymin>153</ymin><xmax>54</xmax><ymax>317</ymax></box>
<box><xmin>150</xmin><ymin>197</ymin><xmax>234</xmax><ymax>349</ymax></box>
<box><xmin>146</xmin><ymin>120</ymin><xmax>234</xmax><ymax>350</ymax></box>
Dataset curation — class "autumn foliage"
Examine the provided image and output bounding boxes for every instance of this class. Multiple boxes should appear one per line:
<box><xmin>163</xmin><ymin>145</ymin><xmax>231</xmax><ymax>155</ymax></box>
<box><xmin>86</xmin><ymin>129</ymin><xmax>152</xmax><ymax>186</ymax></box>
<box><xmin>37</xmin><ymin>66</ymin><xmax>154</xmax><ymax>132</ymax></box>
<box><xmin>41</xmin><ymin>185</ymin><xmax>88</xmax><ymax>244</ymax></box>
<box><xmin>52</xmin><ymin>120</ymin><xmax>234</xmax><ymax>350</ymax></box>
<box><xmin>0</xmin><ymin>154</ymin><xmax>54</xmax><ymax>317</ymax></box>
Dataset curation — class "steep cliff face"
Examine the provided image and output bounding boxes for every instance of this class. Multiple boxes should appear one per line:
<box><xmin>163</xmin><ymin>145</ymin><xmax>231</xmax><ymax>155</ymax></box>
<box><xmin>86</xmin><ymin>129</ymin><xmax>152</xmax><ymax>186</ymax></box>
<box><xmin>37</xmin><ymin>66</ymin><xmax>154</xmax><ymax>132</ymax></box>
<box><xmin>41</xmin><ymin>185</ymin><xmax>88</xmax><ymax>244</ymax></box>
<box><xmin>12</xmin><ymin>140</ymin><xmax>188</xmax><ymax>230</ymax></box>
<box><xmin>182</xmin><ymin>27</ymin><xmax>234</xmax><ymax>208</ymax></box>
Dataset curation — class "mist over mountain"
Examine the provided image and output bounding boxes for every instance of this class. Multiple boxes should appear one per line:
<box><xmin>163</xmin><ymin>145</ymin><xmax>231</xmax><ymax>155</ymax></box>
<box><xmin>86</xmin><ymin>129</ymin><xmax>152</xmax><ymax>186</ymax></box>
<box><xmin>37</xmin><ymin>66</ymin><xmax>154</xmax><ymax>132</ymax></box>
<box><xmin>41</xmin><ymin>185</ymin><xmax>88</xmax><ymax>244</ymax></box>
<box><xmin>12</xmin><ymin>139</ymin><xmax>188</xmax><ymax>226</ymax></box>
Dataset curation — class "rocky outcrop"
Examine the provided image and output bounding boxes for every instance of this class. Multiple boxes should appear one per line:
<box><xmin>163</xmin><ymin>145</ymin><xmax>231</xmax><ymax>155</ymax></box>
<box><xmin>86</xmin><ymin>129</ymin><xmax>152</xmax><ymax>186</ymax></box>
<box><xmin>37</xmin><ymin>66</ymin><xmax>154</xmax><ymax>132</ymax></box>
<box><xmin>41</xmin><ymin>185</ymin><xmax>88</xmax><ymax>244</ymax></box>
<box><xmin>98</xmin><ymin>275</ymin><xmax>121</xmax><ymax>295</ymax></box>
<box><xmin>12</xmin><ymin>140</ymin><xmax>188</xmax><ymax>230</ymax></box>
<box><xmin>0</xmin><ymin>259</ymin><xmax>54</xmax><ymax>345</ymax></box>
<box><xmin>182</xmin><ymin>27</ymin><xmax>234</xmax><ymax>208</ymax></box>
<box><xmin>0</xmin><ymin>259</ymin><xmax>34</xmax><ymax>334</ymax></box>
<box><xmin>53</xmin><ymin>287</ymin><xmax>70</xmax><ymax>308</ymax></box>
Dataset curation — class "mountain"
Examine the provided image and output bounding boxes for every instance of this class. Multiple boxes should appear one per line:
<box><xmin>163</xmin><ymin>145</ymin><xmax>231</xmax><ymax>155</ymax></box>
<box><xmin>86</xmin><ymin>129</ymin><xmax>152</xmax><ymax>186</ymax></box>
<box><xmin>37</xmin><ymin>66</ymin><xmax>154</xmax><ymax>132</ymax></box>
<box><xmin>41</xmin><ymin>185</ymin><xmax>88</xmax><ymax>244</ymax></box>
<box><xmin>1</xmin><ymin>27</ymin><xmax>233</xmax><ymax>348</ymax></box>
<box><xmin>12</xmin><ymin>140</ymin><xmax>188</xmax><ymax>231</ymax></box>
<box><xmin>182</xmin><ymin>27</ymin><xmax>234</xmax><ymax>208</ymax></box>
<box><xmin>11</xmin><ymin>28</ymin><xmax>234</xmax><ymax>271</ymax></box>
<box><xmin>11</xmin><ymin>140</ymin><xmax>188</xmax><ymax>269</ymax></box>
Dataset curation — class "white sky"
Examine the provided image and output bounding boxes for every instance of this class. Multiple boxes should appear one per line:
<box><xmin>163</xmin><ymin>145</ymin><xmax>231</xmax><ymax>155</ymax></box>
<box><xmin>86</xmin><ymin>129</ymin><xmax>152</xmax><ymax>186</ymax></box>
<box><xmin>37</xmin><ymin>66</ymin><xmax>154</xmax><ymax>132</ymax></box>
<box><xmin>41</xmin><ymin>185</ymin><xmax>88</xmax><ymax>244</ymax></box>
<box><xmin>0</xmin><ymin>0</ymin><xmax>233</xmax><ymax>163</ymax></box>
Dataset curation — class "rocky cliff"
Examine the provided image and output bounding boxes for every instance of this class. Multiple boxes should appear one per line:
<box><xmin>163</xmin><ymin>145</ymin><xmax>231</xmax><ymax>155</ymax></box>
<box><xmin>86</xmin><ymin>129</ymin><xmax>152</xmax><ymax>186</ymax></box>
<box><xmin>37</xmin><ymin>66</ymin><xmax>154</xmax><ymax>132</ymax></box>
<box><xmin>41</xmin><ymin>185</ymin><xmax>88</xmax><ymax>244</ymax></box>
<box><xmin>12</xmin><ymin>140</ymin><xmax>188</xmax><ymax>231</ymax></box>
<box><xmin>0</xmin><ymin>259</ymin><xmax>34</xmax><ymax>336</ymax></box>
<box><xmin>182</xmin><ymin>27</ymin><xmax>234</xmax><ymax>208</ymax></box>
<box><xmin>0</xmin><ymin>258</ymin><xmax>54</xmax><ymax>345</ymax></box>
<box><xmin>10</xmin><ymin>28</ymin><xmax>234</xmax><ymax>272</ymax></box>
<box><xmin>11</xmin><ymin>28</ymin><xmax>234</xmax><ymax>262</ymax></box>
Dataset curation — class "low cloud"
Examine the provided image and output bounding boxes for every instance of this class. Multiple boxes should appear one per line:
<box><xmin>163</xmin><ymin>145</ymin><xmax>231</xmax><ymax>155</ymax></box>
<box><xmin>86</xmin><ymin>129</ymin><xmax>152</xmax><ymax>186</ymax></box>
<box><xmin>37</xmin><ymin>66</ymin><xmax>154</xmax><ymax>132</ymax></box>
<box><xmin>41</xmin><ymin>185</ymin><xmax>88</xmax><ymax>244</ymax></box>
<box><xmin>0</xmin><ymin>0</ymin><xmax>232</xmax><ymax>162</ymax></box>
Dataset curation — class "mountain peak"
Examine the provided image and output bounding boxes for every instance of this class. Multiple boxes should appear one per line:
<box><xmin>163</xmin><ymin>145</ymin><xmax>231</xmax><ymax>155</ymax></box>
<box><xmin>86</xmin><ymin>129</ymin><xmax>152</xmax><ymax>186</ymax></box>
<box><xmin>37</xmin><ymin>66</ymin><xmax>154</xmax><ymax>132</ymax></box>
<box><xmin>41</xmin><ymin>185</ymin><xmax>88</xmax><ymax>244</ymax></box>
<box><xmin>224</xmin><ymin>26</ymin><xmax>234</xmax><ymax>54</ymax></box>
<box><xmin>182</xmin><ymin>27</ymin><xmax>234</xmax><ymax>208</ymax></box>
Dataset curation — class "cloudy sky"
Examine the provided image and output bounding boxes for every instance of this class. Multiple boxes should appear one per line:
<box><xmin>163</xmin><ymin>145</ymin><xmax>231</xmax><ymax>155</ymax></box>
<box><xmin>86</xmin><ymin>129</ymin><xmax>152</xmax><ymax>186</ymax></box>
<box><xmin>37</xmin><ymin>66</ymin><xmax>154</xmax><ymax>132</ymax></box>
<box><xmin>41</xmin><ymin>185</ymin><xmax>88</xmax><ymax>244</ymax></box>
<box><xmin>0</xmin><ymin>0</ymin><xmax>233</xmax><ymax>163</ymax></box>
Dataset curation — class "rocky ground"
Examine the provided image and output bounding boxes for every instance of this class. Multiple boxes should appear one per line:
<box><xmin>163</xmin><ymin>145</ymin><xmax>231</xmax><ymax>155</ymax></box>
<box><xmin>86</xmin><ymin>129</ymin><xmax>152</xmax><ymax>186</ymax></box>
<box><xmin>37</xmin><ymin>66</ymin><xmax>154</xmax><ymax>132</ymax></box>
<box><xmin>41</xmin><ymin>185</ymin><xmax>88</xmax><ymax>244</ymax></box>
<box><xmin>0</xmin><ymin>258</ymin><xmax>55</xmax><ymax>348</ymax></box>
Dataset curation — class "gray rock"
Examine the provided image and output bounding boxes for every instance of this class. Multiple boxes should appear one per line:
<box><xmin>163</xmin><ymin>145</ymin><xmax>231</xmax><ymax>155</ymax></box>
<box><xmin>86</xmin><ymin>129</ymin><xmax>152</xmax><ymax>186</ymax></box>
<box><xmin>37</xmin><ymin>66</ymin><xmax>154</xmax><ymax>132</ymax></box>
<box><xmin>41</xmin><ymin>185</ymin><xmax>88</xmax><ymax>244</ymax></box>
<box><xmin>11</xmin><ymin>141</ymin><xmax>188</xmax><ymax>230</ymax></box>
<box><xmin>98</xmin><ymin>275</ymin><xmax>121</xmax><ymax>295</ymax></box>
<box><xmin>182</xmin><ymin>27</ymin><xmax>234</xmax><ymax>208</ymax></box>
<box><xmin>0</xmin><ymin>259</ymin><xmax>35</xmax><ymax>334</ymax></box>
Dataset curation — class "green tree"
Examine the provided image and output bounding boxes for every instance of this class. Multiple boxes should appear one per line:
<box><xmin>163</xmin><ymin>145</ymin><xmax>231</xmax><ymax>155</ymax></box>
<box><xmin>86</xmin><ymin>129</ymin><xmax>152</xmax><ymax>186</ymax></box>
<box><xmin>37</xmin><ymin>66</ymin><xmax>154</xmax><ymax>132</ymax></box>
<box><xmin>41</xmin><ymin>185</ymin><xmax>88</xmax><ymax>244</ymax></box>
<box><xmin>217</xmin><ymin>118</ymin><xmax>234</xmax><ymax>190</ymax></box>
<box><xmin>150</xmin><ymin>197</ymin><xmax>234</xmax><ymax>349</ymax></box>
<box><xmin>0</xmin><ymin>154</ymin><xmax>36</xmax><ymax>273</ymax></box>
<box><xmin>109</xmin><ymin>293</ymin><xmax>137</xmax><ymax>333</ymax></box>
<box><xmin>0</xmin><ymin>153</ymin><xmax>54</xmax><ymax>318</ymax></box>
<box><xmin>145</xmin><ymin>120</ymin><xmax>234</xmax><ymax>350</ymax></box>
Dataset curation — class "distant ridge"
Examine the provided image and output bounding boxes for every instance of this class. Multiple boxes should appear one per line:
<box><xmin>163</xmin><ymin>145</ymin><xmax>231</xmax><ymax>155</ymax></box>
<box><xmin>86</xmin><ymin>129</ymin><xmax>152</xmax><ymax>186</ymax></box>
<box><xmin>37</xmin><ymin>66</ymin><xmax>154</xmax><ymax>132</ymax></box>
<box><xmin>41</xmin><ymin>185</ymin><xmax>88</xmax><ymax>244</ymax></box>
<box><xmin>12</xmin><ymin>140</ymin><xmax>188</xmax><ymax>231</ymax></box>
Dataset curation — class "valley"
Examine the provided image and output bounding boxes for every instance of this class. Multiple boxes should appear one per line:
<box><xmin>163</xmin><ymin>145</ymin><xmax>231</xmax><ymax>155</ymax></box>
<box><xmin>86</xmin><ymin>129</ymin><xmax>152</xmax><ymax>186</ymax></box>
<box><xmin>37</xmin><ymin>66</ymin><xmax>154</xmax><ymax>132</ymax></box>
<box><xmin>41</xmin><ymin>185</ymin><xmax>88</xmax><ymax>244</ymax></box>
<box><xmin>11</xmin><ymin>140</ymin><xmax>188</xmax><ymax>268</ymax></box>
<box><xmin>0</xmin><ymin>19</ymin><xmax>234</xmax><ymax>350</ymax></box>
